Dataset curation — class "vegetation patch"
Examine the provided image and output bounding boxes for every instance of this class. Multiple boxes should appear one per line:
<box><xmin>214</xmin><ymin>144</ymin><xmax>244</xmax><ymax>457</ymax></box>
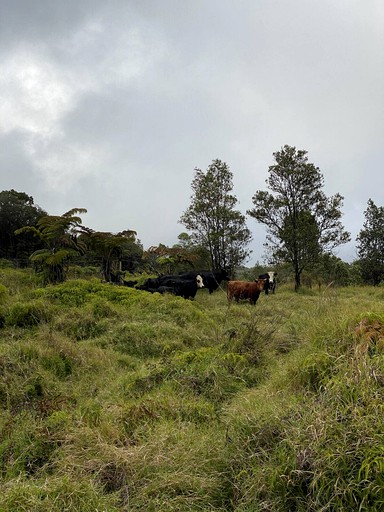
<box><xmin>6</xmin><ymin>300</ymin><xmax>55</xmax><ymax>328</ymax></box>
<box><xmin>2</xmin><ymin>268</ymin><xmax>384</xmax><ymax>509</ymax></box>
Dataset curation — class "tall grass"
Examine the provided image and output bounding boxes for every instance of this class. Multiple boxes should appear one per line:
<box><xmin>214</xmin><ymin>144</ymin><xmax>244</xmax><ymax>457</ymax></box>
<box><xmin>1</xmin><ymin>269</ymin><xmax>384</xmax><ymax>510</ymax></box>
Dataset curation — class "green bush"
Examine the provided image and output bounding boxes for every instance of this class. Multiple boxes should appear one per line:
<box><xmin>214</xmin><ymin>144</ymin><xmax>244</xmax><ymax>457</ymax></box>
<box><xmin>6</xmin><ymin>300</ymin><xmax>54</xmax><ymax>327</ymax></box>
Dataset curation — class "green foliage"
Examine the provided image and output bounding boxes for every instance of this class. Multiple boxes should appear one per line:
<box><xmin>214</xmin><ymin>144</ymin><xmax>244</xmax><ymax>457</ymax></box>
<box><xmin>6</xmin><ymin>300</ymin><xmax>54</xmax><ymax>327</ymax></box>
<box><xmin>0</xmin><ymin>266</ymin><xmax>40</xmax><ymax>294</ymax></box>
<box><xmin>15</xmin><ymin>208</ymin><xmax>87</xmax><ymax>284</ymax></box>
<box><xmin>356</xmin><ymin>198</ymin><xmax>384</xmax><ymax>285</ymax></box>
<box><xmin>309</xmin><ymin>253</ymin><xmax>360</xmax><ymax>287</ymax></box>
<box><xmin>83</xmin><ymin>229</ymin><xmax>142</xmax><ymax>283</ymax></box>
<box><xmin>180</xmin><ymin>159</ymin><xmax>252</xmax><ymax>271</ymax></box>
<box><xmin>0</xmin><ymin>190</ymin><xmax>46</xmax><ymax>265</ymax></box>
<box><xmin>66</xmin><ymin>264</ymin><xmax>99</xmax><ymax>279</ymax></box>
<box><xmin>248</xmin><ymin>145</ymin><xmax>350</xmax><ymax>289</ymax></box>
<box><xmin>142</xmin><ymin>243</ymin><xmax>203</xmax><ymax>275</ymax></box>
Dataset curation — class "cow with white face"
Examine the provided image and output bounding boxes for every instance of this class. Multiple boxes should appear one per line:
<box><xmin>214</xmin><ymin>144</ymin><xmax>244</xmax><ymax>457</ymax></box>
<box><xmin>178</xmin><ymin>269</ymin><xmax>230</xmax><ymax>294</ymax></box>
<box><xmin>138</xmin><ymin>273</ymin><xmax>204</xmax><ymax>299</ymax></box>
<box><xmin>196</xmin><ymin>274</ymin><xmax>204</xmax><ymax>288</ymax></box>
<box><xmin>267</xmin><ymin>272</ymin><xmax>277</xmax><ymax>293</ymax></box>
<box><xmin>259</xmin><ymin>272</ymin><xmax>277</xmax><ymax>294</ymax></box>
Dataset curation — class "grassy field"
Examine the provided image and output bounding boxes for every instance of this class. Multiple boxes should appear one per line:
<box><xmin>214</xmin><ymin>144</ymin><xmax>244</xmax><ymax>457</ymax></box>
<box><xmin>1</xmin><ymin>267</ymin><xmax>384</xmax><ymax>511</ymax></box>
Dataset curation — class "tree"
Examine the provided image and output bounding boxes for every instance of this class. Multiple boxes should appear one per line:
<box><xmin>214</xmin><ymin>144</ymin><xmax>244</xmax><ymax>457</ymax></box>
<box><xmin>309</xmin><ymin>254</ymin><xmax>353</xmax><ymax>288</ymax></box>
<box><xmin>83</xmin><ymin>229</ymin><xmax>142</xmax><ymax>282</ymax></box>
<box><xmin>179</xmin><ymin>159</ymin><xmax>252</xmax><ymax>272</ymax></box>
<box><xmin>142</xmin><ymin>242</ymin><xmax>203</xmax><ymax>275</ymax></box>
<box><xmin>15</xmin><ymin>208</ymin><xmax>87</xmax><ymax>284</ymax></box>
<box><xmin>247</xmin><ymin>145</ymin><xmax>350</xmax><ymax>290</ymax></box>
<box><xmin>356</xmin><ymin>199</ymin><xmax>384</xmax><ymax>285</ymax></box>
<box><xmin>0</xmin><ymin>189</ymin><xmax>46</xmax><ymax>264</ymax></box>
<box><xmin>174</xmin><ymin>233</ymin><xmax>211</xmax><ymax>270</ymax></box>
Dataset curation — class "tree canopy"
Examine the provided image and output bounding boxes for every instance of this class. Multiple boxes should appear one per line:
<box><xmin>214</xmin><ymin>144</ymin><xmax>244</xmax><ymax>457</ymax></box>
<box><xmin>83</xmin><ymin>229</ymin><xmax>142</xmax><ymax>282</ymax></box>
<box><xmin>179</xmin><ymin>159</ymin><xmax>252</xmax><ymax>273</ymax></box>
<box><xmin>247</xmin><ymin>145</ymin><xmax>350</xmax><ymax>289</ymax></box>
<box><xmin>0</xmin><ymin>189</ymin><xmax>46</xmax><ymax>264</ymax></box>
<box><xmin>15</xmin><ymin>208</ymin><xmax>88</xmax><ymax>283</ymax></box>
<box><xmin>356</xmin><ymin>199</ymin><xmax>384</xmax><ymax>285</ymax></box>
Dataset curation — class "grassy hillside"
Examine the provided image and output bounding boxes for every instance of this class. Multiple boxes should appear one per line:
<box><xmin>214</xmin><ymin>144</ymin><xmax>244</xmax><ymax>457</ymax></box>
<box><xmin>1</xmin><ymin>267</ymin><xmax>384</xmax><ymax>511</ymax></box>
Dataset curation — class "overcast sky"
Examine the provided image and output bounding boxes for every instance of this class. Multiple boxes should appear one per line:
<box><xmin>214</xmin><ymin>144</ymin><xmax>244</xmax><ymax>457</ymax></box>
<box><xmin>1</xmin><ymin>0</ymin><xmax>383</xmax><ymax>265</ymax></box>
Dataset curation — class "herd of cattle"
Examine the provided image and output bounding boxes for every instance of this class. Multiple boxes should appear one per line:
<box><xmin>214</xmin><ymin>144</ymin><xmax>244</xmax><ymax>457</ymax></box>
<box><xmin>123</xmin><ymin>270</ymin><xmax>277</xmax><ymax>305</ymax></box>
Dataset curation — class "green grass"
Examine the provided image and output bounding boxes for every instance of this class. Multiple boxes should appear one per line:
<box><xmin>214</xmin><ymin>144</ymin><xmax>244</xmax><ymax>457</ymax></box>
<box><xmin>1</xmin><ymin>268</ymin><xmax>384</xmax><ymax>510</ymax></box>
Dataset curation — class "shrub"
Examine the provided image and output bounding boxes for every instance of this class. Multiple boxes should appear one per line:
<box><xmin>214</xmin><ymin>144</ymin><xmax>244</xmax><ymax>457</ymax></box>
<box><xmin>6</xmin><ymin>300</ymin><xmax>54</xmax><ymax>327</ymax></box>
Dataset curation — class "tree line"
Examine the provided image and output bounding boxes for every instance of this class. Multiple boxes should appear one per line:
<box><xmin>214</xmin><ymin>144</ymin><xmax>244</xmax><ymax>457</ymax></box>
<box><xmin>1</xmin><ymin>145</ymin><xmax>383</xmax><ymax>289</ymax></box>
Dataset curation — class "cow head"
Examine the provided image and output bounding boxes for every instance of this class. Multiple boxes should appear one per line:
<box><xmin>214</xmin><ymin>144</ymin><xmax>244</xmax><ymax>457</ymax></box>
<box><xmin>196</xmin><ymin>274</ymin><xmax>204</xmax><ymax>288</ymax></box>
<box><xmin>255</xmin><ymin>278</ymin><xmax>268</xmax><ymax>292</ymax></box>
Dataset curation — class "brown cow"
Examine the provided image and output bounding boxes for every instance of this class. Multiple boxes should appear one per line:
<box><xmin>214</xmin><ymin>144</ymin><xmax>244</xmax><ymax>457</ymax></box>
<box><xmin>227</xmin><ymin>279</ymin><xmax>267</xmax><ymax>305</ymax></box>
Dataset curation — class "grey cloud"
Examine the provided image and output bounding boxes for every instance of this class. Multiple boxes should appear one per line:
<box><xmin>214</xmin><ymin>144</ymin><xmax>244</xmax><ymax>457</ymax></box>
<box><xmin>1</xmin><ymin>0</ymin><xmax>383</xmax><ymax>265</ymax></box>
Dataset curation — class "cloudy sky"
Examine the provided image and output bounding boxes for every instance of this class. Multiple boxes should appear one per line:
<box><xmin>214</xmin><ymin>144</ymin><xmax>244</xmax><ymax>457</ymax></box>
<box><xmin>1</xmin><ymin>0</ymin><xmax>383</xmax><ymax>265</ymax></box>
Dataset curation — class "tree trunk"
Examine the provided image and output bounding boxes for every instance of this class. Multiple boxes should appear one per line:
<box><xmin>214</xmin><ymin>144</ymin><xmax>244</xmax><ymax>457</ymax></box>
<box><xmin>294</xmin><ymin>267</ymin><xmax>301</xmax><ymax>291</ymax></box>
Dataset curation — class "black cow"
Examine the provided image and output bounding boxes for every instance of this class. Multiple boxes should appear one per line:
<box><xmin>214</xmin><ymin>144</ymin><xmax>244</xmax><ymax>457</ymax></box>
<box><xmin>135</xmin><ymin>277</ymin><xmax>162</xmax><ymax>290</ymax></box>
<box><xmin>179</xmin><ymin>268</ymin><xmax>230</xmax><ymax>294</ymax></box>
<box><xmin>122</xmin><ymin>279</ymin><xmax>138</xmax><ymax>287</ymax></box>
<box><xmin>258</xmin><ymin>272</ymin><xmax>277</xmax><ymax>294</ymax></box>
<box><xmin>137</xmin><ymin>274</ymin><xmax>204</xmax><ymax>299</ymax></box>
<box><xmin>147</xmin><ymin>285</ymin><xmax>176</xmax><ymax>295</ymax></box>
<box><xmin>157</xmin><ymin>275</ymin><xmax>204</xmax><ymax>299</ymax></box>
